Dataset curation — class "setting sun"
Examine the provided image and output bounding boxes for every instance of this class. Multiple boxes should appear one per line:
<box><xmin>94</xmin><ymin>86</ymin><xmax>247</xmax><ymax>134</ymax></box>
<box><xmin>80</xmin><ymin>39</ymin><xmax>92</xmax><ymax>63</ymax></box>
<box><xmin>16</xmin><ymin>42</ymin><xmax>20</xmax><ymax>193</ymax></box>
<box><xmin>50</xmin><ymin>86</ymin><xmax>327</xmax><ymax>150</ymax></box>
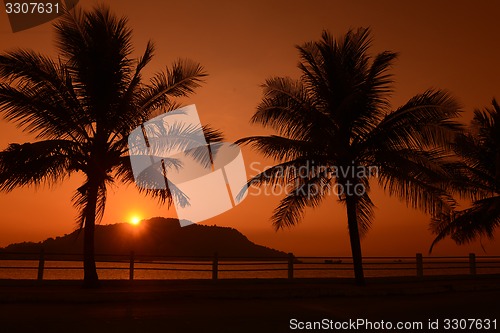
<box><xmin>130</xmin><ymin>216</ymin><xmax>141</xmax><ymax>226</ymax></box>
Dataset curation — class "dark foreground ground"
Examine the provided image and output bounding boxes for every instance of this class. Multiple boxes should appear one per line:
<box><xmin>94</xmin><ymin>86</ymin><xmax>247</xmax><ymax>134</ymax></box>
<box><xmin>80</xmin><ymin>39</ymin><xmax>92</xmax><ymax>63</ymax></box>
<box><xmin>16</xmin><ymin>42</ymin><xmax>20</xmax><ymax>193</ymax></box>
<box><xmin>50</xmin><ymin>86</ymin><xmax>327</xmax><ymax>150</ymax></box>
<box><xmin>0</xmin><ymin>276</ymin><xmax>499</xmax><ymax>333</ymax></box>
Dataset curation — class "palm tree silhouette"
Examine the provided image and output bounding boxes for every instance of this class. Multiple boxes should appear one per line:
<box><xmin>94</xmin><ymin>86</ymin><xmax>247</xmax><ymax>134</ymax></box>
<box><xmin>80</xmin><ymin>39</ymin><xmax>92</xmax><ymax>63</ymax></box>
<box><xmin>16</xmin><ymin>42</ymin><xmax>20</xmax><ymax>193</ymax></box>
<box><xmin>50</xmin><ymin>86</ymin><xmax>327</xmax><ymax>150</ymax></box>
<box><xmin>238</xmin><ymin>28</ymin><xmax>462</xmax><ymax>285</ymax></box>
<box><xmin>0</xmin><ymin>6</ymin><xmax>218</xmax><ymax>287</ymax></box>
<box><xmin>431</xmin><ymin>99</ymin><xmax>500</xmax><ymax>250</ymax></box>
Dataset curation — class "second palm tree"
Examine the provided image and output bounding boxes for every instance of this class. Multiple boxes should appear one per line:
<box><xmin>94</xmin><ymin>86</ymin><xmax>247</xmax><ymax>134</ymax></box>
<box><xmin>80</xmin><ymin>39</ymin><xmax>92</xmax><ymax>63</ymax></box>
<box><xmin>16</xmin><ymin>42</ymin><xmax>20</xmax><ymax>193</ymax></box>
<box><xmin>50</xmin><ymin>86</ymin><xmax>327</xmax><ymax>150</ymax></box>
<box><xmin>238</xmin><ymin>28</ymin><xmax>462</xmax><ymax>285</ymax></box>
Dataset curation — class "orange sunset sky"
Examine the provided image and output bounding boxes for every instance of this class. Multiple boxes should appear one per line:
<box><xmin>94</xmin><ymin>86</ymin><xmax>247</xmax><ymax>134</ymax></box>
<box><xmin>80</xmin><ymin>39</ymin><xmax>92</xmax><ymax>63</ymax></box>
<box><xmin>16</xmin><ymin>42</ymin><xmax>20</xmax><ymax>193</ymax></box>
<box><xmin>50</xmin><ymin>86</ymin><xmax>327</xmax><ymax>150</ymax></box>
<box><xmin>0</xmin><ymin>0</ymin><xmax>499</xmax><ymax>256</ymax></box>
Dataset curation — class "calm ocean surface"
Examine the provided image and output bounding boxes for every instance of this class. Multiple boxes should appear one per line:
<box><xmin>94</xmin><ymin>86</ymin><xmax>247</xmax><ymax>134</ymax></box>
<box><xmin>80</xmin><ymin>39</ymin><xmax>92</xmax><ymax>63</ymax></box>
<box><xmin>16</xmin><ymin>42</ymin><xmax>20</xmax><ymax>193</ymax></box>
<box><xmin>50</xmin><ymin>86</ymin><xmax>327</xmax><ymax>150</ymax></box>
<box><xmin>1</xmin><ymin>259</ymin><xmax>499</xmax><ymax>280</ymax></box>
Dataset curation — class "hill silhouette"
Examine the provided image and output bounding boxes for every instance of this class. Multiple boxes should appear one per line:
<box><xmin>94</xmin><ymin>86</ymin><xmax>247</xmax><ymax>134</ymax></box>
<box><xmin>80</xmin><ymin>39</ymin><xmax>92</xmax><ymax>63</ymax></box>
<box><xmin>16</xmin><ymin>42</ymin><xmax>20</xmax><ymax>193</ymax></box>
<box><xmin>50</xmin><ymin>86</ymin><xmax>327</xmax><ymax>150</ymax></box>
<box><xmin>0</xmin><ymin>218</ymin><xmax>287</xmax><ymax>259</ymax></box>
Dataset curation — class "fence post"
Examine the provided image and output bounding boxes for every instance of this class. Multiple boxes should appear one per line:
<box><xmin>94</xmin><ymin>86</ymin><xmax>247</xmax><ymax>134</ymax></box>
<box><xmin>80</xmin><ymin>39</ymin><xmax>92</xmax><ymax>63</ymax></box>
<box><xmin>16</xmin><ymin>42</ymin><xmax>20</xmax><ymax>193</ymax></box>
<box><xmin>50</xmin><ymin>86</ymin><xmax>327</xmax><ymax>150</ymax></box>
<box><xmin>469</xmin><ymin>253</ymin><xmax>476</xmax><ymax>276</ymax></box>
<box><xmin>37</xmin><ymin>248</ymin><xmax>45</xmax><ymax>282</ymax></box>
<box><xmin>212</xmin><ymin>252</ymin><xmax>218</xmax><ymax>280</ymax></box>
<box><xmin>129</xmin><ymin>251</ymin><xmax>135</xmax><ymax>280</ymax></box>
<box><xmin>288</xmin><ymin>253</ymin><xmax>294</xmax><ymax>279</ymax></box>
<box><xmin>416</xmin><ymin>253</ymin><xmax>423</xmax><ymax>278</ymax></box>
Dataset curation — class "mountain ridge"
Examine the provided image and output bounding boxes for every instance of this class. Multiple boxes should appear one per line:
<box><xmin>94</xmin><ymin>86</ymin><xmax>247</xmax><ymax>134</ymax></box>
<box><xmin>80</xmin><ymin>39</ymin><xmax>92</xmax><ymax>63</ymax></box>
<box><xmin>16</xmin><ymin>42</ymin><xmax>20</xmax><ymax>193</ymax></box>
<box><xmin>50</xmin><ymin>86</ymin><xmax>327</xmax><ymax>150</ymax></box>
<box><xmin>0</xmin><ymin>217</ymin><xmax>287</xmax><ymax>258</ymax></box>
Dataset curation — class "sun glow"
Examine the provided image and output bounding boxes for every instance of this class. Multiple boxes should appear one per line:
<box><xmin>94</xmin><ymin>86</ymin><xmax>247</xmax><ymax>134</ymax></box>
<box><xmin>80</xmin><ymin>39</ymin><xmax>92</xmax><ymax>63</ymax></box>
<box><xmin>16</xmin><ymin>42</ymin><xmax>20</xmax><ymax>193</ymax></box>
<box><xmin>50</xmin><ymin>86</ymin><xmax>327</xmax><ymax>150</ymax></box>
<box><xmin>130</xmin><ymin>216</ymin><xmax>141</xmax><ymax>226</ymax></box>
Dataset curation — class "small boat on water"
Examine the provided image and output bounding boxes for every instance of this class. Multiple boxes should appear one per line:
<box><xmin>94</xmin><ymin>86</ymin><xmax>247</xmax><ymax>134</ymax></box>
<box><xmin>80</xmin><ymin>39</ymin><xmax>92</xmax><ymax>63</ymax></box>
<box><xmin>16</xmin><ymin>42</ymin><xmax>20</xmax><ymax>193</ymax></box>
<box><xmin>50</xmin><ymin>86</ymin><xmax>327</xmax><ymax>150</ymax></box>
<box><xmin>324</xmin><ymin>259</ymin><xmax>342</xmax><ymax>264</ymax></box>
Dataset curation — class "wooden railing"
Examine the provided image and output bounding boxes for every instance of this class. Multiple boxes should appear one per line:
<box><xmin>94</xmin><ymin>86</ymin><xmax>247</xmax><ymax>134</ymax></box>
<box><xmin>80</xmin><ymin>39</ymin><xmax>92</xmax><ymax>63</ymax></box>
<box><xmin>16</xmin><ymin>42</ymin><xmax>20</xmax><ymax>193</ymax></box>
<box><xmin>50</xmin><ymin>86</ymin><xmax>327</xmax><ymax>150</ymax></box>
<box><xmin>0</xmin><ymin>250</ymin><xmax>499</xmax><ymax>281</ymax></box>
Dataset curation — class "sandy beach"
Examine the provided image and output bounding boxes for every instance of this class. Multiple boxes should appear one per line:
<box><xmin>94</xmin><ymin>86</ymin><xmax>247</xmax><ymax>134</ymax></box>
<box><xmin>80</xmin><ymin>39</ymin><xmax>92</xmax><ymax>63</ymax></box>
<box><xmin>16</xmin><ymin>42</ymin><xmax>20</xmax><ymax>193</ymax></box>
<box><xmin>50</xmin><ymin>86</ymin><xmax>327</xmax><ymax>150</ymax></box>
<box><xmin>1</xmin><ymin>276</ymin><xmax>499</xmax><ymax>333</ymax></box>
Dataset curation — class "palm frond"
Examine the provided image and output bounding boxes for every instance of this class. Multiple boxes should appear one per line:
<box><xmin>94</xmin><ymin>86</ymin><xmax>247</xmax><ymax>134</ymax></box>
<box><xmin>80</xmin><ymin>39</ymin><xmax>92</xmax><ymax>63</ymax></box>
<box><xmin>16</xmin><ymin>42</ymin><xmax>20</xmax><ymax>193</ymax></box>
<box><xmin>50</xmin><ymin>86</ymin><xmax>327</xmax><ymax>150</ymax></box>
<box><xmin>350</xmin><ymin>51</ymin><xmax>397</xmax><ymax>142</ymax></box>
<box><xmin>0</xmin><ymin>140</ymin><xmax>78</xmax><ymax>191</ymax></box>
<box><xmin>272</xmin><ymin>173</ymin><xmax>332</xmax><ymax>230</ymax></box>
<box><xmin>236</xmin><ymin>135</ymin><xmax>313</xmax><ymax>161</ymax></box>
<box><xmin>367</xmin><ymin>90</ymin><xmax>463</xmax><ymax>149</ymax></box>
<box><xmin>430</xmin><ymin>196</ymin><xmax>500</xmax><ymax>251</ymax></box>
<box><xmin>138</xmin><ymin>59</ymin><xmax>207</xmax><ymax>117</ymax></box>
<box><xmin>431</xmin><ymin>98</ymin><xmax>500</xmax><ymax>249</ymax></box>
<box><xmin>251</xmin><ymin>77</ymin><xmax>331</xmax><ymax>141</ymax></box>
<box><xmin>202</xmin><ymin>125</ymin><xmax>224</xmax><ymax>144</ymax></box>
<box><xmin>0</xmin><ymin>50</ymin><xmax>88</xmax><ymax>141</ymax></box>
<box><xmin>375</xmin><ymin>148</ymin><xmax>457</xmax><ymax>215</ymax></box>
<box><xmin>365</xmin><ymin>51</ymin><xmax>398</xmax><ymax>107</ymax></box>
<box><xmin>362</xmin><ymin>89</ymin><xmax>462</xmax><ymax>152</ymax></box>
<box><xmin>112</xmin><ymin>40</ymin><xmax>156</xmax><ymax>137</ymax></box>
<box><xmin>72</xmin><ymin>181</ymin><xmax>108</xmax><ymax>229</ymax></box>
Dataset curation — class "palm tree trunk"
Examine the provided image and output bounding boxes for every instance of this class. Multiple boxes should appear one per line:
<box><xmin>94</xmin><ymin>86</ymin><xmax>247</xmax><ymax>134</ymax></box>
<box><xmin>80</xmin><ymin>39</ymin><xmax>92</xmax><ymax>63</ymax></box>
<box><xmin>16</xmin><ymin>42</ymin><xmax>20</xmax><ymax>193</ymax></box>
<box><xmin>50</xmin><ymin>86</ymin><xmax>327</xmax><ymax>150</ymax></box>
<box><xmin>83</xmin><ymin>181</ymin><xmax>100</xmax><ymax>288</ymax></box>
<box><xmin>345</xmin><ymin>195</ymin><xmax>365</xmax><ymax>286</ymax></box>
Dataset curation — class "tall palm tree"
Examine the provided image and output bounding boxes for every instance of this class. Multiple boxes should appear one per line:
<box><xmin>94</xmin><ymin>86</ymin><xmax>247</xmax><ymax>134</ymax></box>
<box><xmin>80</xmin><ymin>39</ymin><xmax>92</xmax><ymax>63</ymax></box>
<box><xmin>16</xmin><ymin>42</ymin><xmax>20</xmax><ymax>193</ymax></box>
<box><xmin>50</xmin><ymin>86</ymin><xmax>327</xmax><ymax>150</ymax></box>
<box><xmin>431</xmin><ymin>99</ymin><xmax>500</xmax><ymax>249</ymax></box>
<box><xmin>0</xmin><ymin>6</ymin><xmax>217</xmax><ymax>287</ymax></box>
<box><xmin>237</xmin><ymin>28</ymin><xmax>462</xmax><ymax>285</ymax></box>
